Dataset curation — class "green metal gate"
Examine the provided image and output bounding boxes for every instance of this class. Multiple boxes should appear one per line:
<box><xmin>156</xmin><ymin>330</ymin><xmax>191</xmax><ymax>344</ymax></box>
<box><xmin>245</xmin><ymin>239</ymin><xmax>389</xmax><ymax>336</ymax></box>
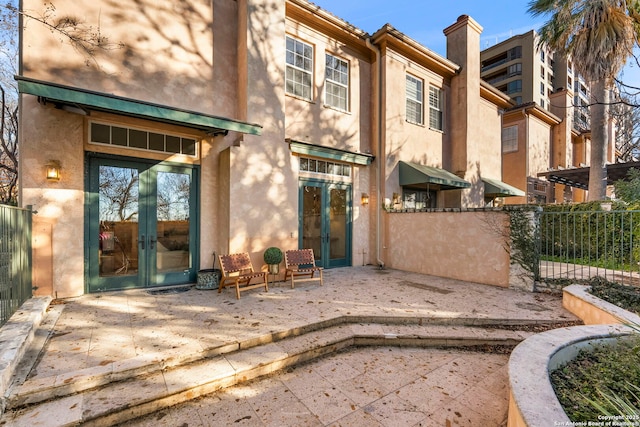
<box><xmin>0</xmin><ymin>205</ymin><xmax>32</xmax><ymax>326</ymax></box>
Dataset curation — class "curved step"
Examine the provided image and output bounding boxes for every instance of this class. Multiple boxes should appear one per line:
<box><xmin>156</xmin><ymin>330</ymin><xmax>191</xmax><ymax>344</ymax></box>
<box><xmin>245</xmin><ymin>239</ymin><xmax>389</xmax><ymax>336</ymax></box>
<box><xmin>2</xmin><ymin>318</ymin><xmax>576</xmax><ymax>427</ymax></box>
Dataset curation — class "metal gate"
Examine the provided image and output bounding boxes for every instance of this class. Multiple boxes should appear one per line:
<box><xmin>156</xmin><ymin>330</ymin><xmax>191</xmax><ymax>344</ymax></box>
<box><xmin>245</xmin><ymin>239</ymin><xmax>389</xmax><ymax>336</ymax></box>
<box><xmin>0</xmin><ymin>205</ymin><xmax>32</xmax><ymax>326</ymax></box>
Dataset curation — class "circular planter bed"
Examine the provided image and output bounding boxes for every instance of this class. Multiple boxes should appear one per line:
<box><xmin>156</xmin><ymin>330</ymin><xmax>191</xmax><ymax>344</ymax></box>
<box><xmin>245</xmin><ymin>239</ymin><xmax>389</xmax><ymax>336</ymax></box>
<box><xmin>507</xmin><ymin>282</ymin><xmax>640</xmax><ymax>427</ymax></box>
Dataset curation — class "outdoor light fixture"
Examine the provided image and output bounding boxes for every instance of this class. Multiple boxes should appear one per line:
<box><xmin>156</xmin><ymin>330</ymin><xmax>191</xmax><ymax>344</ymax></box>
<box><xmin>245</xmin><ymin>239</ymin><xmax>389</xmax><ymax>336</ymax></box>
<box><xmin>392</xmin><ymin>192</ymin><xmax>401</xmax><ymax>205</ymax></box>
<box><xmin>45</xmin><ymin>160</ymin><xmax>61</xmax><ymax>181</ymax></box>
<box><xmin>361</xmin><ymin>193</ymin><xmax>369</xmax><ymax>205</ymax></box>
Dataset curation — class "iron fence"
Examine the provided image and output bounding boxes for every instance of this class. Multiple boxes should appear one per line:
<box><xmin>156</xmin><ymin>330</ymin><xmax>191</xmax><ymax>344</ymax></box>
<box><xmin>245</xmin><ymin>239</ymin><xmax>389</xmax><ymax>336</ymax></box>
<box><xmin>539</xmin><ymin>209</ymin><xmax>640</xmax><ymax>285</ymax></box>
<box><xmin>0</xmin><ymin>205</ymin><xmax>32</xmax><ymax>327</ymax></box>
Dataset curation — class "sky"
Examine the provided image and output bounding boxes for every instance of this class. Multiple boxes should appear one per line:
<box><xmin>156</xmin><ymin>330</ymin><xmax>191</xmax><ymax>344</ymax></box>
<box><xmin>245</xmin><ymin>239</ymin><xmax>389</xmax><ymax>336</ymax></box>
<box><xmin>310</xmin><ymin>0</ymin><xmax>640</xmax><ymax>86</ymax></box>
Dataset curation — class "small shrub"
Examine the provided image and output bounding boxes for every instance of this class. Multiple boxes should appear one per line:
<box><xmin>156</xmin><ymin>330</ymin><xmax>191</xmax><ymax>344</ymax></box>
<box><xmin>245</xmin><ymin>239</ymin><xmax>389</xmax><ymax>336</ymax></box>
<box><xmin>263</xmin><ymin>247</ymin><xmax>283</xmax><ymax>265</ymax></box>
<box><xmin>551</xmin><ymin>335</ymin><xmax>640</xmax><ymax>422</ymax></box>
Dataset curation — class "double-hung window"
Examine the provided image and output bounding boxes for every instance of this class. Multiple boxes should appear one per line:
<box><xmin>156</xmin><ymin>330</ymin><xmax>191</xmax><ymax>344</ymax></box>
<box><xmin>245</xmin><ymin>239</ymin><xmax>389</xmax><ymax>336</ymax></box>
<box><xmin>406</xmin><ymin>74</ymin><xmax>423</xmax><ymax>124</ymax></box>
<box><xmin>325</xmin><ymin>54</ymin><xmax>349</xmax><ymax>111</ymax></box>
<box><xmin>429</xmin><ymin>86</ymin><xmax>443</xmax><ymax>131</ymax></box>
<box><xmin>286</xmin><ymin>36</ymin><xmax>313</xmax><ymax>100</ymax></box>
<box><xmin>502</xmin><ymin>125</ymin><xmax>518</xmax><ymax>153</ymax></box>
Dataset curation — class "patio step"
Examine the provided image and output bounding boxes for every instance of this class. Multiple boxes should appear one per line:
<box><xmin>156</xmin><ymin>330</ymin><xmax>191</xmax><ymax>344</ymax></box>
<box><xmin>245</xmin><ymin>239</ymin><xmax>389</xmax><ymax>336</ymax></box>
<box><xmin>0</xmin><ymin>318</ymin><xmax>572</xmax><ymax>427</ymax></box>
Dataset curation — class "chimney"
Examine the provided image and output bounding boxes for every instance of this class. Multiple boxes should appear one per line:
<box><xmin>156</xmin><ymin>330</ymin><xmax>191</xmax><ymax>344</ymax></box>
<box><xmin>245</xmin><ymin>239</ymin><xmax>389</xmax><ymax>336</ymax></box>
<box><xmin>443</xmin><ymin>15</ymin><xmax>484</xmax><ymax>207</ymax></box>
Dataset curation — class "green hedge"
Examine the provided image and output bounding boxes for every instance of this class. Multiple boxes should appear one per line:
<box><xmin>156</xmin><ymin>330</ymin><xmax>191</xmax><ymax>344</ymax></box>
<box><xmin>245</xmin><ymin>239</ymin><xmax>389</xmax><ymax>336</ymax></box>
<box><xmin>540</xmin><ymin>202</ymin><xmax>640</xmax><ymax>271</ymax></box>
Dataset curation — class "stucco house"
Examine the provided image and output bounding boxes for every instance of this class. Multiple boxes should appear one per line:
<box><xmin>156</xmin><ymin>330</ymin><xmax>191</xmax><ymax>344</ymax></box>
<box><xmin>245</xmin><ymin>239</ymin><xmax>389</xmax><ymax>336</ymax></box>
<box><xmin>18</xmin><ymin>0</ymin><xmax>521</xmax><ymax>298</ymax></box>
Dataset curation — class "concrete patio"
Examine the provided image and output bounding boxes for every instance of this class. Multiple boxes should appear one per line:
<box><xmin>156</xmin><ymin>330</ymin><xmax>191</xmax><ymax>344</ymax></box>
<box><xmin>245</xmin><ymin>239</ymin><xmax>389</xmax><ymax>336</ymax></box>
<box><xmin>0</xmin><ymin>266</ymin><xmax>579</xmax><ymax>426</ymax></box>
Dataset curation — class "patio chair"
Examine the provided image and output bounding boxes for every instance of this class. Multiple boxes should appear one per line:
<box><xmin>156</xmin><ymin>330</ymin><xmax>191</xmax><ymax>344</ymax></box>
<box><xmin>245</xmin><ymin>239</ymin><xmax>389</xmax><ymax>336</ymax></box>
<box><xmin>284</xmin><ymin>248</ymin><xmax>323</xmax><ymax>288</ymax></box>
<box><xmin>217</xmin><ymin>252</ymin><xmax>268</xmax><ymax>299</ymax></box>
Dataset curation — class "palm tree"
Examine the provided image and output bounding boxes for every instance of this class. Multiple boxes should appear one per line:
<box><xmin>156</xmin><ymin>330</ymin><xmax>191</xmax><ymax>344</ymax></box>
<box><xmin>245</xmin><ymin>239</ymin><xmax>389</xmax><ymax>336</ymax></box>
<box><xmin>528</xmin><ymin>0</ymin><xmax>638</xmax><ymax>200</ymax></box>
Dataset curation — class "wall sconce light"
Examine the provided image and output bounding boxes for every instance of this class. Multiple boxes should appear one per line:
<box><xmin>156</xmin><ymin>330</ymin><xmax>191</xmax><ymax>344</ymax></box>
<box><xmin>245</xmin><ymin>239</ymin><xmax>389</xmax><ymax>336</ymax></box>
<box><xmin>392</xmin><ymin>192</ymin><xmax>401</xmax><ymax>205</ymax></box>
<box><xmin>361</xmin><ymin>193</ymin><xmax>369</xmax><ymax>205</ymax></box>
<box><xmin>45</xmin><ymin>160</ymin><xmax>61</xmax><ymax>181</ymax></box>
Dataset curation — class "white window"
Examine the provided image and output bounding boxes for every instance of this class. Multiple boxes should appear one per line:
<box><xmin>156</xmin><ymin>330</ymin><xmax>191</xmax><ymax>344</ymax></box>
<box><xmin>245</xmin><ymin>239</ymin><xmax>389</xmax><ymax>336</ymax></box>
<box><xmin>502</xmin><ymin>125</ymin><xmax>518</xmax><ymax>153</ymax></box>
<box><xmin>406</xmin><ymin>74</ymin><xmax>423</xmax><ymax>125</ymax></box>
<box><xmin>286</xmin><ymin>36</ymin><xmax>313</xmax><ymax>100</ymax></box>
<box><xmin>325</xmin><ymin>54</ymin><xmax>349</xmax><ymax>110</ymax></box>
<box><xmin>429</xmin><ymin>86</ymin><xmax>443</xmax><ymax>131</ymax></box>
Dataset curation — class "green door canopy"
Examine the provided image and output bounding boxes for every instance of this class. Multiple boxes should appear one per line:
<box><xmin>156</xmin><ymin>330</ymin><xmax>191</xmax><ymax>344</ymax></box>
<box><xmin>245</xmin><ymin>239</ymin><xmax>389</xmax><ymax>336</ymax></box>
<box><xmin>399</xmin><ymin>161</ymin><xmax>471</xmax><ymax>190</ymax></box>
<box><xmin>288</xmin><ymin>139</ymin><xmax>374</xmax><ymax>165</ymax></box>
<box><xmin>15</xmin><ymin>76</ymin><xmax>262</xmax><ymax>136</ymax></box>
<box><xmin>482</xmin><ymin>177</ymin><xmax>525</xmax><ymax>197</ymax></box>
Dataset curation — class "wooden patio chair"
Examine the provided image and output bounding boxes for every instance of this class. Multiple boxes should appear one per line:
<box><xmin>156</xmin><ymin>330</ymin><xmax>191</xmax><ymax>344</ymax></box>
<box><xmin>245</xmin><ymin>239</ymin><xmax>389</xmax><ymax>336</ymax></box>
<box><xmin>284</xmin><ymin>249</ymin><xmax>323</xmax><ymax>288</ymax></box>
<box><xmin>217</xmin><ymin>252</ymin><xmax>268</xmax><ymax>299</ymax></box>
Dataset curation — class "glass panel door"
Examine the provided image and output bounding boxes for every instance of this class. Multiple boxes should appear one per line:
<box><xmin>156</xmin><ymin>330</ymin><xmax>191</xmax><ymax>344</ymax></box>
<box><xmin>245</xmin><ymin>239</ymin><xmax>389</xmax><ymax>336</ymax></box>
<box><xmin>154</xmin><ymin>169</ymin><xmax>192</xmax><ymax>279</ymax></box>
<box><xmin>299</xmin><ymin>180</ymin><xmax>351</xmax><ymax>268</ymax></box>
<box><xmin>97</xmin><ymin>165</ymin><xmax>140</xmax><ymax>286</ymax></box>
<box><xmin>329</xmin><ymin>187</ymin><xmax>347</xmax><ymax>263</ymax></box>
<box><xmin>301</xmin><ymin>185</ymin><xmax>322</xmax><ymax>258</ymax></box>
<box><xmin>87</xmin><ymin>157</ymin><xmax>197</xmax><ymax>292</ymax></box>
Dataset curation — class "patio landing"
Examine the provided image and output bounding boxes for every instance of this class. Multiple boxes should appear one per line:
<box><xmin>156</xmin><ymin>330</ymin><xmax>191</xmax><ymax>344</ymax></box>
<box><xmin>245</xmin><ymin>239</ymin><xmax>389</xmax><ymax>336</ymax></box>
<box><xmin>0</xmin><ymin>266</ymin><xmax>579</xmax><ymax>426</ymax></box>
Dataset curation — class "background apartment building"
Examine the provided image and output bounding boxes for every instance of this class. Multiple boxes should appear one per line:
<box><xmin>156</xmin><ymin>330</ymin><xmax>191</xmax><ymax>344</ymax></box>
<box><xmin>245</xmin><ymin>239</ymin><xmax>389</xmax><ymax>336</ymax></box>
<box><xmin>480</xmin><ymin>30</ymin><xmax>615</xmax><ymax>204</ymax></box>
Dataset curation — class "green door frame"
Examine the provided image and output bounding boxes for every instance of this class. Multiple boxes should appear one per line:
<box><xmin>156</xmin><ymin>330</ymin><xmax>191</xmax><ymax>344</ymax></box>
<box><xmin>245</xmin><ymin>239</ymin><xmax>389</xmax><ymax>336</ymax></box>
<box><xmin>298</xmin><ymin>179</ymin><xmax>352</xmax><ymax>268</ymax></box>
<box><xmin>84</xmin><ymin>154</ymin><xmax>200</xmax><ymax>292</ymax></box>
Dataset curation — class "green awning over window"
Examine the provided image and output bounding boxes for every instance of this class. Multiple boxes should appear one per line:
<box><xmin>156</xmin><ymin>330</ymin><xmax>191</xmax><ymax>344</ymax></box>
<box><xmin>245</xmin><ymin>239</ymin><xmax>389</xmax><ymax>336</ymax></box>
<box><xmin>482</xmin><ymin>177</ymin><xmax>525</xmax><ymax>197</ymax></box>
<box><xmin>288</xmin><ymin>139</ymin><xmax>374</xmax><ymax>165</ymax></box>
<box><xmin>399</xmin><ymin>161</ymin><xmax>470</xmax><ymax>190</ymax></box>
<box><xmin>16</xmin><ymin>76</ymin><xmax>262</xmax><ymax>135</ymax></box>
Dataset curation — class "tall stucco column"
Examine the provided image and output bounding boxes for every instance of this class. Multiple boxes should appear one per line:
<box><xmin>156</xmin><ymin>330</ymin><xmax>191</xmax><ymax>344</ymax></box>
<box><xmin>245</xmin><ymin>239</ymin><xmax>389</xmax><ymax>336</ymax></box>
<box><xmin>444</xmin><ymin>15</ymin><xmax>485</xmax><ymax>208</ymax></box>
<box><xmin>231</xmin><ymin>0</ymin><xmax>294</xmax><ymax>267</ymax></box>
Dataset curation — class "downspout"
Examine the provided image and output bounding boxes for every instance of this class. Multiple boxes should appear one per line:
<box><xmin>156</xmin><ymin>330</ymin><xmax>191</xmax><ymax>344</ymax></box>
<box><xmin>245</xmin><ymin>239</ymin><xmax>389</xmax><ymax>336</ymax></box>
<box><xmin>522</xmin><ymin>109</ymin><xmax>529</xmax><ymax>181</ymax></box>
<box><xmin>365</xmin><ymin>37</ymin><xmax>384</xmax><ymax>269</ymax></box>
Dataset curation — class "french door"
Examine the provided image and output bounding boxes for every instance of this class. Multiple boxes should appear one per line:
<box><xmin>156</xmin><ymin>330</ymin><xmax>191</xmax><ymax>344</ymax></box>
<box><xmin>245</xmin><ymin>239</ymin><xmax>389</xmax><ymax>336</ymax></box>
<box><xmin>299</xmin><ymin>179</ymin><xmax>351</xmax><ymax>268</ymax></box>
<box><xmin>86</xmin><ymin>156</ymin><xmax>198</xmax><ymax>292</ymax></box>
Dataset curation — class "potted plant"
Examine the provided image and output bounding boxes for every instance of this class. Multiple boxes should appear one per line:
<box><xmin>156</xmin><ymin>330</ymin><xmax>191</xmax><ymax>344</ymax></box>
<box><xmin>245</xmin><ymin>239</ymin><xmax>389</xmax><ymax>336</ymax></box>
<box><xmin>263</xmin><ymin>247</ymin><xmax>283</xmax><ymax>274</ymax></box>
<box><xmin>196</xmin><ymin>252</ymin><xmax>221</xmax><ymax>290</ymax></box>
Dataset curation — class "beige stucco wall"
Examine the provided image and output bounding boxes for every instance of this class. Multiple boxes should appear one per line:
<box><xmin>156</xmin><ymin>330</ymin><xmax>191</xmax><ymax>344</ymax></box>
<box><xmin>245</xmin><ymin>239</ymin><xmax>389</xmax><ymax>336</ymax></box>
<box><xmin>283</xmin><ymin>18</ymin><xmax>371</xmax><ymax>153</ymax></box>
<box><xmin>502</xmin><ymin>106</ymin><xmax>557</xmax><ymax>205</ymax></box>
<box><xmin>528</xmin><ymin>115</ymin><xmax>553</xmax><ymax>176</ymax></box>
<box><xmin>384</xmin><ymin>210</ymin><xmax>510</xmax><ymax>287</ymax></box>
<box><xmin>381</xmin><ymin>48</ymin><xmax>448</xmax><ymax>201</ymax></box>
<box><xmin>20</xmin><ymin>97</ymin><xmax>86</xmax><ymax>297</ymax></box>
<box><xmin>475</xmin><ymin>97</ymin><xmax>504</xmax><ymax>180</ymax></box>
<box><xmin>21</xmin><ymin>0</ymin><xmax>220</xmax><ymax>113</ymax></box>
<box><xmin>502</xmin><ymin>115</ymin><xmax>527</xmax><ymax>202</ymax></box>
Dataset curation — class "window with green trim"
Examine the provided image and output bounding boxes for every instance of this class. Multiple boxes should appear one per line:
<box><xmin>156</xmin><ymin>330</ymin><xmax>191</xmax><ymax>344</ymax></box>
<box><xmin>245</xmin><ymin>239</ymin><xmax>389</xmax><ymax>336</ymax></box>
<box><xmin>90</xmin><ymin>122</ymin><xmax>197</xmax><ymax>156</ymax></box>
<box><xmin>299</xmin><ymin>157</ymin><xmax>351</xmax><ymax>178</ymax></box>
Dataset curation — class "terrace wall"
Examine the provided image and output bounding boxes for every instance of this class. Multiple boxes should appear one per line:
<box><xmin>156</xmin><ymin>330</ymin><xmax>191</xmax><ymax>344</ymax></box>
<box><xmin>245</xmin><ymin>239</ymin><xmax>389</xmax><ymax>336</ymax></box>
<box><xmin>384</xmin><ymin>209</ymin><xmax>511</xmax><ymax>287</ymax></box>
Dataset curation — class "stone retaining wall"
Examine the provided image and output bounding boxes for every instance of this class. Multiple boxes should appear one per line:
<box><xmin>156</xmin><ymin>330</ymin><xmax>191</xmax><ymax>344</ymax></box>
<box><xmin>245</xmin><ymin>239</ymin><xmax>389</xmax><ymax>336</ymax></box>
<box><xmin>507</xmin><ymin>284</ymin><xmax>639</xmax><ymax>427</ymax></box>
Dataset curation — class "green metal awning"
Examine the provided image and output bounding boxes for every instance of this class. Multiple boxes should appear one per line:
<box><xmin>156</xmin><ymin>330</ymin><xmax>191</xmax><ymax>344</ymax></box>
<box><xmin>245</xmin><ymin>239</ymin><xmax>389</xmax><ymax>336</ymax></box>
<box><xmin>482</xmin><ymin>177</ymin><xmax>525</xmax><ymax>197</ymax></box>
<box><xmin>16</xmin><ymin>76</ymin><xmax>262</xmax><ymax>135</ymax></box>
<box><xmin>399</xmin><ymin>161</ymin><xmax>470</xmax><ymax>190</ymax></box>
<box><xmin>288</xmin><ymin>139</ymin><xmax>374</xmax><ymax>165</ymax></box>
